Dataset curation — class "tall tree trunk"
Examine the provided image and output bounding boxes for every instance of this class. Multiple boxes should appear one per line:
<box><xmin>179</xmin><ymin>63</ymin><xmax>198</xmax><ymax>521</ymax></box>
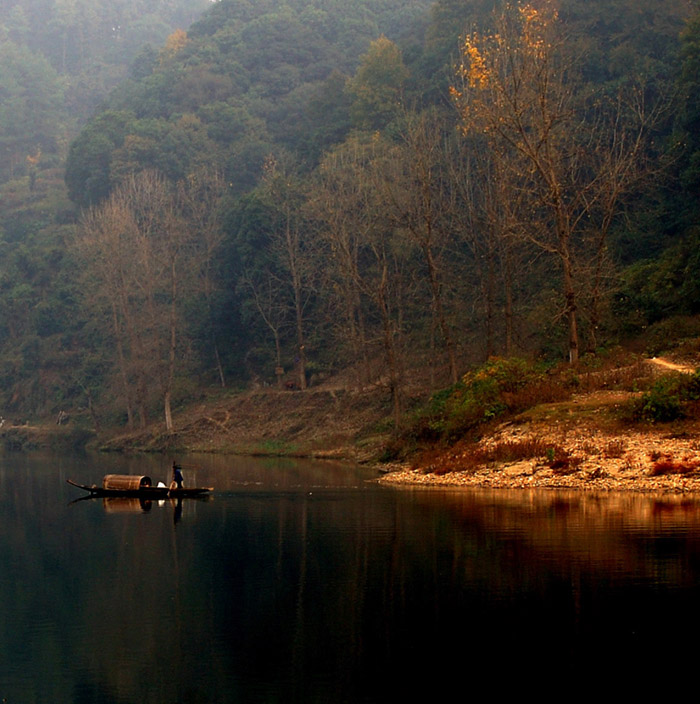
<box><xmin>503</xmin><ymin>245</ymin><xmax>514</xmax><ymax>357</ymax></box>
<box><xmin>423</xmin><ymin>244</ymin><xmax>457</xmax><ymax>384</ymax></box>
<box><xmin>164</xmin><ymin>390</ymin><xmax>173</xmax><ymax>433</ymax></box>
<box><xmin>562</xmin><ymin>255</ymin><xmax>579</xmax><ymax>364</ymax></box>
<box><xmin>213</xmin><ymin>340</ymin><xmax>226</xmax><ymax>388</ymax></box>
<box><xmin>295</xmin><ymin>304</ymin><xmax>307</xmax><ymax>391</ymax></box>
<box><xmin>485</xmin><ymin>253</ymin><xmax>495</xmax><ymax>358</ymax></box>
<box><xmin>286</xmin><ymin>213</ymin><xmax>307</xmax><ymax>391</ymax></box>
<box><xmin>164</xmin><ymin>259</ymin><xmax>178</xmax><ymax>432</ymax></box>
<box><xmin>111</xmin><ymin>301</ymin><xmax>134</xmax><ymax>429</ymax></box>
<box><xmin>275</xmin><ymin>330</ymin><xmax>284</xmax><ymax>389</ymax></box>
<box><xmin>77</xmin><ymin>381</ymin><xmax>101</xmax><ymax>433</ymax></box>
<box><xmin>357</xmin><ymin>303</ymin><xmax>371</xmax><ymax>387</ymax></box>
<box><xmin>377</xmin><ymin>264</ymin><xmax>401</xmax><ymax>430</ymax></box>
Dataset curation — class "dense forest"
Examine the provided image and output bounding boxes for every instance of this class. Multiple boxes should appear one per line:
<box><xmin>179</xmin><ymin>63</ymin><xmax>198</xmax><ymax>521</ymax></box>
<box><xmin>2</xmin><ymin>0</ymin><xmax>700</xmax><ymax>433</ymax></box>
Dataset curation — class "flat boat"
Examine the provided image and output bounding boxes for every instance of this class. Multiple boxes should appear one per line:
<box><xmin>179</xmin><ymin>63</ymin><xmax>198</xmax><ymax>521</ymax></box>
<box><xmin>67</xmin><ymin>474</ymin><xmax>213</xmax><ymax>498</ymax></box>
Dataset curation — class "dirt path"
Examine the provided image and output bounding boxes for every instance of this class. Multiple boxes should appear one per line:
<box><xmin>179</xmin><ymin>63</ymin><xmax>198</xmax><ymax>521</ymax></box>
<box><xmin>647</xmin><ymin>357</ymin><xmax>696</xmax><ymax>374</ymax></box>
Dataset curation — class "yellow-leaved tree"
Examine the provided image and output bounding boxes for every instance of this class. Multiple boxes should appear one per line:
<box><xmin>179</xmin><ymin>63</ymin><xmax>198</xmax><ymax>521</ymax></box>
<box><xmin>451</xmin><ymin>0</ymin><xmax>654</xmax><ymax>362</ymax></box>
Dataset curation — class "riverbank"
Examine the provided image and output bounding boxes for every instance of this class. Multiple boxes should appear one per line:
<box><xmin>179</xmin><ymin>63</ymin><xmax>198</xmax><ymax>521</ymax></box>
<box><xmin>380</xmin><ymin>387</ymin><xmax>700</xmax><ymax>493</ymax></box>
<box><xmin>0</xmin><ymin>383</ymin><xmax>399</xmax><ymax>457</ymax></box>
<box><xmin>95</xmin><ymin>385</ymin><xmax>394</xmax><ymax>460</ymax></box>
<box><xmin>0</xmin><ymin>423</ymin><xmax>95</xmax><ymax>452</ymax></box>
<box><xmin>7</xmin><ymin>354</ymin><xmax>700</xmax><ymax>497</ymax></box>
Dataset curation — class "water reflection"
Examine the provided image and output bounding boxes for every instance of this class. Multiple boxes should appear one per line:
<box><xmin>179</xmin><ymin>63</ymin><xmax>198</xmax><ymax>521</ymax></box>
<box><xmin>2</xmin><ymin>453</ymin><xmax>700</xmax><ymax>702</ymax></box>
<box><xmin>397</xmin><ymin>487</ymin><xmax>700</xmax><ymax>587</ymax></box>
<box><xmin>97</xmin><ymin>495</ymin><xmax>193</xmax><ymax>525</ymax></box>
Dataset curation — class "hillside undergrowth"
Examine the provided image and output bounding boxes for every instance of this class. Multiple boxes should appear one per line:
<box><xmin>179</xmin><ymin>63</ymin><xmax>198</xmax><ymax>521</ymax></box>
<box><xmin>379</xmin><ymin>351</ymin><xmax>675</xmax><ymax>463</ymax></box>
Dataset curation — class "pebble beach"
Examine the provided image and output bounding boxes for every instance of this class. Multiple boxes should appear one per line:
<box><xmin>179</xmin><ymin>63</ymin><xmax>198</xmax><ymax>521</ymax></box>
<box><xmin>380</xmin><ymin>414</ymin><xmax>700</xmax><ymax>494</ymax></box>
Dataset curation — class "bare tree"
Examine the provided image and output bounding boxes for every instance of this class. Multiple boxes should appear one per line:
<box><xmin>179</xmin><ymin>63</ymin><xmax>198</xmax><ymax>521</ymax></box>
<box><xmin>378</xmin><ymin>109</ymin><xmax>460</xmax><ymax>384</ymax></box>
<box><xmin>77</xmin><ymin>196</ymin><xmax>140</xmax><ymax>427</ymax></box>
<box><xmin>309</xmin><ymin>134</ymin><xmax>409</xmax><ymax>428</ymax></box>
<box><xmin>260</xmin><ymin>154</ymin><xmax>313</xmax><ymax>390</ymax></box>
<box><xmin>177</xmin><ymin>168</ymin><xmax>227</xmax><ymax>387</ymax></box>
<box><xmin>307</xmin><ymin>138</ymin><xmax>375</xmax><ymax>389</ymax></box>
<box><xmin>448</xmin><ymin>139</ymin><xmax>538</xmax><ymax>359</ymax></box>
<box><xmin>76</xmin><ymin>170</ymin><xmax>200</xmax><ymax>432</ymax></box>
<box><xmin>240</xmin><ymin>268</ymin><xmax>289</xmax><ymax>388</ymax></box>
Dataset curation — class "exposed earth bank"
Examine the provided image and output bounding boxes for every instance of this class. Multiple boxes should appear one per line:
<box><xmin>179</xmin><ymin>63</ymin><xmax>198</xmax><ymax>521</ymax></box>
<box><xmin>382</xmin><ymin>358</ymin><xmax>700</xmax><ymax>494</ymax></box>
<box><xmin>379</xmin><ymin>398</ymin><xmax>700</xmax><ymax>494</ymax></box>
<box><xmin>5</xmin><ymin>357</ymin><xmax>700</xmax><ymax>495</ymax></box>
<box><xmin>0</xmin><ymin>385</ymin><xmax>393</xmax><ymax>457</ymax></box>
<box><xmin>99</xmin><ymin>385</ymin><xmax>395</xmax><ymax>461</ymax></box>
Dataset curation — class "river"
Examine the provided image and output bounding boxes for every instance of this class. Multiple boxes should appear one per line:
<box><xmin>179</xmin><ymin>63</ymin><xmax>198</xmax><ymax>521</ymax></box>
<box><xmin>1</xmin><ymin>451</ymin><xmax>699</xmax><ymax>702</ymax></box>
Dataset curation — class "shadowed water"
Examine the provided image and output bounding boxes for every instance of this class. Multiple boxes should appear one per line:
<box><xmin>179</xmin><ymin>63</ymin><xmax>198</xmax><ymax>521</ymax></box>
<box><xmin>2</xmin><ymin>452</ymin><xmax>700</xmax><ymax>702</ymax></box>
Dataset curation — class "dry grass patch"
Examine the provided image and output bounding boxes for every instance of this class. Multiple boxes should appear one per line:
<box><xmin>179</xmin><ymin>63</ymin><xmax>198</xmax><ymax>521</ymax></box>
<box><xmin>416</xmin><ymin>437</ymin><xmax>585</xmax><ymax>476</ymax></box>
<box><xmin>648</xmin><ymin>453</ymin><xmax>700</xmax><ymax>476</ymax></box>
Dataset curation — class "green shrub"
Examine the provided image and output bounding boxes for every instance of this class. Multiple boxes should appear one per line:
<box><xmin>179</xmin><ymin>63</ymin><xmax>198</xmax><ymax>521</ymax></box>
<box><xmin>630</xmin><ymin>370</ymin><xmax>700</xmax><ymax>423</ymax></box>
<box><xmin>396</xmin><ymin>357</ymin><xmax>560</xmax><ymax>449</ymax></box>
<box><xmin>644</xmin><ymin>317</ymin><xmax>700</xmax><ymax>357</ymax></box>
<box><xmin>437</xmin><ymin>358</ymin><xmax>536</xmax><ymax>441</ymax></box>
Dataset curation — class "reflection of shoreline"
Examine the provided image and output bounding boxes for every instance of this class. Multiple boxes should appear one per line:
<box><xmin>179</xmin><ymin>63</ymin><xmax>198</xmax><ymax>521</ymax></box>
<box><xmin>392</xmin><ymin>485</ymin><xmax>700</xmax><ymax>529</ymax></box>
<box><xmin>461</xmin><ymin>488</ymin><xmax>700</xmax><ymax>528</ymax></box>
<box><xmin>397</xmin><ymin>488</ymin><xmax>700</xmax><ymax>588</ymax></box>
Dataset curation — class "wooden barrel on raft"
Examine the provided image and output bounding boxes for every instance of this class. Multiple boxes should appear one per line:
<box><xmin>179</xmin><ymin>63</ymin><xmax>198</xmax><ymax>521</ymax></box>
<box><xmin>102</xmin><ymin>474</ymin><xmax>152</xmax><ymax>491</ymax></box>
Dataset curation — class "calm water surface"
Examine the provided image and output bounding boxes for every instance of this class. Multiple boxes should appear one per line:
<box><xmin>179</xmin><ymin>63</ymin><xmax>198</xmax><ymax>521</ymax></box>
<box><xmin>2</xmin><ymin>451</ymin><xmax>700</xmax><ymax>702</ymax></box>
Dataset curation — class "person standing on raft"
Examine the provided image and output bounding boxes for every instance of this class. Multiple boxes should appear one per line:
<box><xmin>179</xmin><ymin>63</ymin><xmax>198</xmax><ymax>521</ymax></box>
<box><xmin>172</xmin><ymin>461</ymin><xmax>184</xmax><ymax>488</ymax></box>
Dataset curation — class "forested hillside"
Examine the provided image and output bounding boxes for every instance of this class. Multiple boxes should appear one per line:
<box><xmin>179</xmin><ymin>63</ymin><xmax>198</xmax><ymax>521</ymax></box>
<box><xmin>0</xmin><ymin>0</ymin><xmax>211</xmax><ymax>420</ymax></box>
<box><xmin>2</xmin><ymin>0</ymin><xmax>700</xmax><ymax>435</ymax></box>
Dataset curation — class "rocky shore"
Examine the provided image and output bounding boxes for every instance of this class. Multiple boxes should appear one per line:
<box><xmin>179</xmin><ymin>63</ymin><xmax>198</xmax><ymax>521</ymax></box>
<box><xmin>379</xmin><ymin>461</ymin><xmax>700</xmax><ymax>494</ymax></box>
<box><xmin>380</xmin><ymin>387</ymin><xmax>700</xmax><ymax>494</ymax></box>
